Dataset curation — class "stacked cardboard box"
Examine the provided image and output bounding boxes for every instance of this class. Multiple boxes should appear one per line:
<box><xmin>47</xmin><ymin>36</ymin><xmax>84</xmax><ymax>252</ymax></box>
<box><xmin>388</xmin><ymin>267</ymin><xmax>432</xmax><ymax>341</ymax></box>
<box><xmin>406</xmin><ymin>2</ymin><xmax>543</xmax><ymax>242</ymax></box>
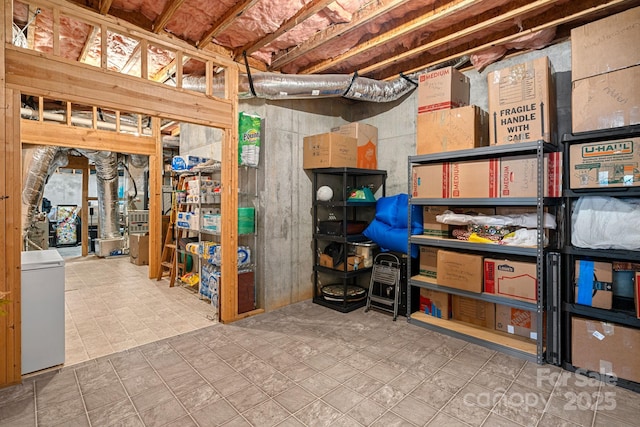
<box><xmin>571</xmin><ymin>7</ymin><xmax>640</xmax><ymax>133</ymax></box>
<box><xmin>417</xmin><ymin>105</ymin><xmax>489</xmax><ymax>155</ymax></box>
<box><xmin>488</xmin><ymin>56</ymin><xmax>555</xmax><ymax>145</ymax></box>
<box><xmin>302</xmin><ymin>133</ymin><xmax>357</xmax><ymax>169</ymax></box>
<box><xmin>572</xmin><ymin>317</ymin><xmax>640</xmax><ymax>383</ymax></box>
<box><xmin>330</xmin><ymin>123</ymin><xmax>378</xmax><ymax>169</ymax></box>
<box><xmin>417</xmin><ymin>67</ymin><xmax>470</xmax><ymax>113</ymax></box>
<box><xmin>568</xmin><ymin>137</ymin><xmax>640</xmax><ymax>189</ymax></box>
<box><xmin>416</xmin><ymin>66</ymin><xmax>491</xmax><ymax>155</ymax></box>
<box><xmin>411</xmin><ymin>153</ymin><xmax>562</xmax><ymax>199</ymax></box>
<box><xmin>574</xmin><ymin>260</ymin><xmax>613</xmax><ymax>310</ymax></box>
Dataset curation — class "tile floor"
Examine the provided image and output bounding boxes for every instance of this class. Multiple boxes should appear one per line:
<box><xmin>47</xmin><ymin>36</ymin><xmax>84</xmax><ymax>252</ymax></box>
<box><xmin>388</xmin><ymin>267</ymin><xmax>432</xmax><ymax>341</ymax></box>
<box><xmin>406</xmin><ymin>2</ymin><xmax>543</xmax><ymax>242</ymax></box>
<box><xmin>1</xmin><ymin>299</ymin><xmax>638</xmax><ymax>427</ymax></box>
<box><xmin>60</xmin><ymin>250</ymin><xmax>217</xmax><ymax>365</ymax></box>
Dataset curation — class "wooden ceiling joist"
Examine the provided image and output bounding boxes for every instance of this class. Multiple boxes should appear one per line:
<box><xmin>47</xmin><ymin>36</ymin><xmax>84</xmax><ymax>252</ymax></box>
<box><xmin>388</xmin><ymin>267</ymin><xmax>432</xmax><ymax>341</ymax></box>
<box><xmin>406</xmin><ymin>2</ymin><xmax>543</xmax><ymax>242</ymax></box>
<box><xmin>236</xmin><ymin>0</ymin><xmax>335</xmax><ymax>58</ymax></box>
<box><xmin>269</xmin><ymin>0</ymin><xmax>408</xmax><ymax>71</ymax></box>
<box><xmin>299</xmin><ymin>0</ymin><xmax>503</xmax><ymax>75</ymax></box>
<box><xmin>381</xmin><ymin>0</ymin><xmax>631</xmax><ymax>80</ymax></box>
<box><xmin>99</xmin><ymin>0</ymin><xmax>113</xmax><ymax>15</ymax></box>
<box><xmin>353</xmin><ymin>0</ymin><xmax>559</xmax><ymax>78</ymax></box>
<box><xmin>78</xmin><ymin>26</ymin><xmax>99</xmax><ymax>63</ymax></box>
<box><xmin>153</xmin><ymin>0</ymin><xmax>186</xmax><ymax>34</ymax></box>
<box><xmin>197</xmin><ymin>0</ymin><xmax>261</xmax><ymax>49</ymax></box>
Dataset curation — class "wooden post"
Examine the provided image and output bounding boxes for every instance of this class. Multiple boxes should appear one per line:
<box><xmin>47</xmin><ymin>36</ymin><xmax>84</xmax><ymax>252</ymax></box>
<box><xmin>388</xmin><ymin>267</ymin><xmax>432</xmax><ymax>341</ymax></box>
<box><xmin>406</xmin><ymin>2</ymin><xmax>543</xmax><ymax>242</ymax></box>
<box><xmin>148</xmin><ymin>117</ymin><xmax>162</xmax><ymax>279</ymax></box>
<box><xmin>66</xmin><ymin>156</ymin><xmax>90</xmax><ymax>256</ymax></box>
<box><xmin>220</xmin><ymin>66</ymin><xmax>239</xmax><ymax>323</ymax></box>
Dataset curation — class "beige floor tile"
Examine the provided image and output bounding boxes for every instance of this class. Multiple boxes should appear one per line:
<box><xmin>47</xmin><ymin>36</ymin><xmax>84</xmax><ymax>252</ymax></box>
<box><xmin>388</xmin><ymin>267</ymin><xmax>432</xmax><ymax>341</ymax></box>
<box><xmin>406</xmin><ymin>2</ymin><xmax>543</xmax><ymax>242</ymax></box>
<box><xmin>59</xmin><ymin>254</ymin><xmax>217</xmax><ymax>367</ymax></box>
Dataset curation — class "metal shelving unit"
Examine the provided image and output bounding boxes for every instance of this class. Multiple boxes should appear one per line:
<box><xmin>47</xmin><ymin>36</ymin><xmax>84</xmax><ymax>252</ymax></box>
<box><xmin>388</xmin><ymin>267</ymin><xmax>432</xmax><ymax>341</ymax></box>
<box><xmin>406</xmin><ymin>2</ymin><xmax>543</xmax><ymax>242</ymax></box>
<box><xmin>311</xmin><ymin>167</ymin><xmax>387</xmax><ymax>313</ymax></box>
<box><xmin>560</xmin><ymin>126</ymin><xmax>640</xmax><ymax>392</ymax></box>
<box><xmin>407</xmin><ymin>140</ymin><xmax>561</xmax><ymax>364</ymax></box>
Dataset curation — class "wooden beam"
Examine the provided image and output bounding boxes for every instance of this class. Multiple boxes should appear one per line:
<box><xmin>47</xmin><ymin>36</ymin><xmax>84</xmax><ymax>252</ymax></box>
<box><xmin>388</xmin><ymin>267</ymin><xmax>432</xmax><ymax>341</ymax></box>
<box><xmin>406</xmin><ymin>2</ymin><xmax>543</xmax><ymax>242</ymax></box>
<box><xmin>120</xmin><ymin>43</ymin><xmax>142</xmax><ymax>75</ymax></box>
<box><xmin>1</xmin><ymin>86</ymin><xmax>23</xmax><ymax>386</ymax></box>
<box><xmin>52</xmin><ymin>8</ymin><xmax>60</xmax><ymax>57</ymax></box>
<box><xmin>21</xmin><ymin>120</ymin><xmax>157</xmax><ymax>155</ymax></box>
<box><xmin>270</xmin><ymin>0</ymin><xmax>409</xmax><ymax>70</ymax></box>
<box><xmin>1</xmin><ymin>0</ymin><xmax>14</xmax><ymax>388</ymax></box>
<box><xmin>153</xmin><ymin>0</ymin><xmax>185</xmax><ymax>34</ymax></box>
<box><xmin>377</xmin><ymin>0</ymin><xmax>633</xmax><ymax>80</ymax></box>
<box><xmin>35</xmin><ymin>0</ymin><xmax>237</xmax><ymax>69</ymax></box>
<box><xmin>237</xmin><ymin>0</ymin><xmax>335</xmax><ymax>58</ymax></box>
<box><xmin>198</xmin><ymin>0</ymin><xmax>260</xmax><ymax>49</ymax></box>
<box><xmin>148</xmin><ymin>117</ymin><xmax>162</xmax><ymax>279</ymax></box>
<box><xmin>99</xmin><ymin>0</ymin><xmax>113</xmax><ymax>15</ymax></box>
<box><xmin>300</xmin><ymin>0</ymin><xmax>494</xmax><ymax>74</ymax></box>
<box><xmin>354</xmin><ymin>0</ymin><xmax>558</xmax><ymax>77</ymax></box>
<box><xmin>220</xmin><ymin>65</ymin><xmax>239</xmax><ymax>323</ymax></box>
<box><xmin>6</xmin><ymin>48</ymin><xmax>234</xmax><ymax>129</ymax></box>
<box><xmin>78</xmin><ymin>26</ymin><xmax>99</xmax><ymax>63</ymax></box>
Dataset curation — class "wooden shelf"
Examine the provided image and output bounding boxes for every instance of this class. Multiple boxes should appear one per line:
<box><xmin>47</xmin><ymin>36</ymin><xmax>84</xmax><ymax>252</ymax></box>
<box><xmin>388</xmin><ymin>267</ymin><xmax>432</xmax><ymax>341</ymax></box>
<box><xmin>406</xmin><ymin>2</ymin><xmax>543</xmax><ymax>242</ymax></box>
<box><xmin>410</xmin><ymin>311</ymin><xmax>537</xmax><ymax>357</ymax></box>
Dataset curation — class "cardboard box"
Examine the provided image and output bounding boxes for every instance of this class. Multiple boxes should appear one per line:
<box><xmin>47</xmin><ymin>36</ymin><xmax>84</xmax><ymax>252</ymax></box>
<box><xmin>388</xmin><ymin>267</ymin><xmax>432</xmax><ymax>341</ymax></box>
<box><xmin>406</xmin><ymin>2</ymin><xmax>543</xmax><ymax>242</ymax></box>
<box><xmin>319</xmin><ymin>253</ymin><xmax>364</xmax><ymax>271</ymax></box>
<box><xmin>417</xmin><ymin>105</ymin><xmax>489</xmax><ymax>155</ymax></box>
<box><xmin>437</xmin><ymin>250</ymin><xmax>483</xmax><ymax>293</ymax></box>
<box><xmin>488</xmin><ymin>56</ymin><xmax>555</xmax><ymax>144</ymax></box>
<box><xmin>418</xmin><ymin>66</ymin><xmax>470</xmax><ymax>114</ymax></box>
<box><xmin>303</xmin><ymin>133</ymin><xmax>357</xmax><ymax>169</ymax></box>
<box><xmin>484</xmin><ymin>259</ymin><xmax>537</xmax><ymax>303</ymax></box>
<box><xmin>568</xmin><ymin>138</ymin><xmax>640</xmax><ymax>189</ymax></box>
<box><xmin>419</xmin><ymin>247</ymin><xmax>438</xmax><ymax>278</ymax></box>
<box><xmin>450</xmin><ymin>159</ymin><xmax>499</xmax><ymax>198</ymax></box>
<box><xmin>419</xmin><ymin>288</ymin><xmax>451</xmax><ymax>319</ymax></box>
<box><xmin>495</xmin><ymin>305</ymin><xmax>538</xmax><ymax>340</ymax></box>
<box><xmin>129</xmin><ymin>234</ymin><xmax>149</xmax><ymax>266</ymax></box>
<box><xmin>500</xmin><ymin>153</ymin><xmax>562</xmax><ymax>198</ymax></box>
<box><xmin>412</xmin><ymin>164</ymin><xmax>450</xmax><ymax>198</ymax></box>
<box><xmin>330</xmin><ymin>123</ymin><xmax>378</xmax><ymax>169</ymax></box>
<box><xmin>422</xmin><ymin>205</ymin><xmax>449</xmax><ymax>238</ymax></box>
<box><xmin>572</xmin><ymin>316</ymin><xmax>640</xmax><ymax>383</ymax></box>
<box><xmin>571</xmin><ymin>6</ymin><xmax>640</xmax><ymax>81</ymax></box>
<box><xmin>452</xmin><ymin>295</ymin><xmax>495</xmax><ymax>328</ymax></box>
<box><xmin>575</xmin><ymin>260</ymin><xmax>613</xmax><ymax>310</ymax></box>
<box><xmin>572</xmin><ymin>66</ymin><xmax>640</xmax><ymax>133</ymax></box>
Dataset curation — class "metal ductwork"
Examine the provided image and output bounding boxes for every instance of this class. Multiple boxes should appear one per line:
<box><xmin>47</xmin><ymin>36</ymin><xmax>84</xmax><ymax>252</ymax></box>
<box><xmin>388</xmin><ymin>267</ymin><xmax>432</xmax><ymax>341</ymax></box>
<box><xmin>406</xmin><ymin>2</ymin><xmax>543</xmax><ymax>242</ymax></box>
<box><xmin>21</xmin><ymin>146</ymin><xmax>68</xmax><ymax>234</ymax></box>
<box><xmin>178</xmin><ymin>56</ymin><xmax>469</xmax><ymax>103</ymax></box>
<box><xmin>76</xmin><ymin>150</ymin><xmax>121</xmax><ymax>240</ymax></box>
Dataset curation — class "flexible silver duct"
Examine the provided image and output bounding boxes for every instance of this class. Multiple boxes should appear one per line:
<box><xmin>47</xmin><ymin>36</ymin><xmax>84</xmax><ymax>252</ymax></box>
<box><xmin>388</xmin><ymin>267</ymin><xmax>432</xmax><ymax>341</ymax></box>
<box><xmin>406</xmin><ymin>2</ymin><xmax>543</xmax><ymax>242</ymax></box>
<box><xmin>178</xmin><ymin>56</ymin><xmax>469</xmax><ymax>102</ymax></box>
<box><xmin>180</xmin><ymin>73</ymin><xmax>415</xmax><ymax>102</ymax></box>
<box><xmin>77</xmin><ymin>150</ymin><xmax>121</xmax><ymax>239</ymax></box>
<box><xmin>20</xmin><ymin>107</ymin><xmax>152</xmax><ymax>135</ymax></box>
<box><xmin>129</xmin><ymin>154</ymin><xmax>148</xmax><ymax>168</ymax></box>
<box><xmin>21</xmin><ymin>146</ymin><xmax>68</xmax><ymax>233</ymax></box>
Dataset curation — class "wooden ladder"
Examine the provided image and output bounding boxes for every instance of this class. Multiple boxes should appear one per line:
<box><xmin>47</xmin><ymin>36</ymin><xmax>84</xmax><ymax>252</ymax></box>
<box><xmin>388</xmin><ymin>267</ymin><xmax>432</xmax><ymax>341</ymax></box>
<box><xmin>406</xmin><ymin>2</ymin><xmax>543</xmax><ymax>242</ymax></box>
<box><xmin>156</xmin><ymin>174</ymin><xmax>186</xmax><ymax>287</ymax></box>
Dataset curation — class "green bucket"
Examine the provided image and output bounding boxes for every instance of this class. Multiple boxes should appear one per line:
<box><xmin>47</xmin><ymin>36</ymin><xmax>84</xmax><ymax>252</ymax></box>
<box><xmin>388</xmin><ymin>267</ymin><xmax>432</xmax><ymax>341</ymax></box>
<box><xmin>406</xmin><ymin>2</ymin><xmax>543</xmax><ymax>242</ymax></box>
<box><xmin>238</xmin><ymin>207</ymin><xmax>255</xmax><ymax>234</ymax></box>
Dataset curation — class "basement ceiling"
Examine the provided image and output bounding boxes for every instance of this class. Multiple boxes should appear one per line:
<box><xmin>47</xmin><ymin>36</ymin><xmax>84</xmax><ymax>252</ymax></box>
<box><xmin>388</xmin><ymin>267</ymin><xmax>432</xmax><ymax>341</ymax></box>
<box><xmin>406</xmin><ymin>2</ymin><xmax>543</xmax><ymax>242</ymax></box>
<box><xmin>12</xmin><ymin>0</ymin><xmax>640</xmax><ymax>82</ymax></box>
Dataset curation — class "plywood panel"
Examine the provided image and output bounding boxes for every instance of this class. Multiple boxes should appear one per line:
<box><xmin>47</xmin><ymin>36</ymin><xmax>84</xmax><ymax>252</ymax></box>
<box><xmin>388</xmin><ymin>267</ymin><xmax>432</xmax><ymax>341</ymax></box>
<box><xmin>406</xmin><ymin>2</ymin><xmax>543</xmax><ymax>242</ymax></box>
<box><xmin>6</xmin><ymin>48</ymin><xmax>233</xmax><ymax>130</ymax></box>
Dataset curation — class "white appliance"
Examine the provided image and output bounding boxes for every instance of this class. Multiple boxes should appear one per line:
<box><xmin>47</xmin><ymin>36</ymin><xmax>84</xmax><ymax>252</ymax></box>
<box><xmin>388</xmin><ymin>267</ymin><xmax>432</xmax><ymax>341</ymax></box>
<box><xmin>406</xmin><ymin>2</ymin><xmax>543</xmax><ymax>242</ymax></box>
<box><xmin>21</xmin><ymin>250</ymin><xmax>65</xmax><ymax>374</ymax></box>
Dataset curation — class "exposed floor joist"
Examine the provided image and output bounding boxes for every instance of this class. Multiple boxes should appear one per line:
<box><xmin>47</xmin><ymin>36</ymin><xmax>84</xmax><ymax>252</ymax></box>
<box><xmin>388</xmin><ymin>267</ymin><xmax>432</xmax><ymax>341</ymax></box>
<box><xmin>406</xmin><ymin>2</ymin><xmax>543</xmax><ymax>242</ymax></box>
<box><xmin>236</xmin><ymin>0</ymin><xmax>336</xmax><ymax>58</ymax></box>
<box><xmin>153</xmin><ymin>0</ymin><xmax>186</xmax><ymax>34</ymax></box>
<box><xmin>198</xmin><ymin>0</ymin><xmax>262</xmax><ymax>49</ymax></box>
<box><xmin>300</xmin><ymin>0</ymin><xmax>481</xmax><ymax>75</ymax></box>
<box><xmin>269</xmin><ymin>0</ymin><xmax>409</xmax><ymax>71</ymax></box>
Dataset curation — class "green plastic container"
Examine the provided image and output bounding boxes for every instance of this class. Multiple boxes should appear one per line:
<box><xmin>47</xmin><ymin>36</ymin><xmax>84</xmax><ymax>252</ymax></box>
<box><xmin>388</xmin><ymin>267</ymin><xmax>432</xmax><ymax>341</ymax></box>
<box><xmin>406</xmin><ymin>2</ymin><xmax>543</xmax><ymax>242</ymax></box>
<box><xmin>238</xmin><ymin>207</ymin><xmax>255</xmax><ymax>234</ymax></box>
